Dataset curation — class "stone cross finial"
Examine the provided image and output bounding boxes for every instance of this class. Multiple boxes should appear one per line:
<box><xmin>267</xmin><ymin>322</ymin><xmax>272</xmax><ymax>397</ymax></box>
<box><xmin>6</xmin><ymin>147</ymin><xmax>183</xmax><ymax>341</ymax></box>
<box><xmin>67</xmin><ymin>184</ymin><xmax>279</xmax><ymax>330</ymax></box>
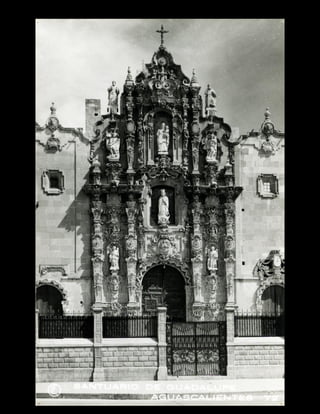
<box><xmin>156</xmin><ymin>24</ymin><xmax>169</xmax><ymax>47</ymax></box>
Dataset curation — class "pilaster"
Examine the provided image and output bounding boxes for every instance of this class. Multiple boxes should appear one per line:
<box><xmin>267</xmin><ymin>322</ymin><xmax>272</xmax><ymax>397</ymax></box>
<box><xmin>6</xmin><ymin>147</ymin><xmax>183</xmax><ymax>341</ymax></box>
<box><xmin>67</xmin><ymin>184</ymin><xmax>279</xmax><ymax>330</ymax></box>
<box><xmin>156</xmin><ymin>306</ymin><xmax>168</xmax><ymax>380</ymax></box>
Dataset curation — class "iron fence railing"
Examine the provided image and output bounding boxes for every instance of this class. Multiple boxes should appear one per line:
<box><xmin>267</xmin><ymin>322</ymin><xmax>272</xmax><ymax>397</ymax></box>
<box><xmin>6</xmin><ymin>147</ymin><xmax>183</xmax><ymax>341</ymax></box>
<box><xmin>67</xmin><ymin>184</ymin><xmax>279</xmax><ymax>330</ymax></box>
<box><xmin>102</xmin><ymin>315</ymin><xmax>157</xmax><ymax>338</ymax></box>
<box><xmin>234</xmin><ymin>312</ymin><xmax>284</xmax><ymax>337</ymax></box>
<box><xmin>38</xmin><ymin>314</ymin><xmax>93</xmax><ymax>338</ymax></box>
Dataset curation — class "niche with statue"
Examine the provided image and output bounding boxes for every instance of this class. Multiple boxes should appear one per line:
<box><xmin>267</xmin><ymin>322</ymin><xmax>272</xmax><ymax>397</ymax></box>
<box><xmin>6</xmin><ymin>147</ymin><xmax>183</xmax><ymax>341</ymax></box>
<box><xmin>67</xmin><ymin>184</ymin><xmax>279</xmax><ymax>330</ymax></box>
<box><xmin>150</xmin><ymin>185</ymin><xmax>175</xmax><ymax>226</ymax></box>
<box><xmin>153</xmin><ymin>111</ymin><xmax>173</xmax><ymax>160</ymax></box>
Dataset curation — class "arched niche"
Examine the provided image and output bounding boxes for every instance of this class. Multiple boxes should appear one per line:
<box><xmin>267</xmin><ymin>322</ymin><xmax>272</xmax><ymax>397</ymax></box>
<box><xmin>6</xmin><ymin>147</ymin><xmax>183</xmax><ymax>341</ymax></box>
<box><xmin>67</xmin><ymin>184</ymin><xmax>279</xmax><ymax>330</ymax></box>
<box><xmin>150</xmin><ymin>184</ymin><xmax>175</xmax><ymax>226</ymax></box>
<box><xmin>153</xmin><ymin>110</ymin><xmax>173</xmax><ymax>159</ymax></box>
<box><xmin>142</xmin><ymin>264</ymin><xmax>186</xmax><ymax>321</ymax></box>
<box><xmin>256</xmin><ymin>278</ymin><xmax>284</xmax><ymax>314</ymax></box>
<box><xmin>36</xmin><ymin>280</ymin><xmax>68</xmax><ymax>314</ymax></box>
<box><xmin>261</xmin><ymin>285</ymin><xmax>284</xmax><ymax>315</ymax></box>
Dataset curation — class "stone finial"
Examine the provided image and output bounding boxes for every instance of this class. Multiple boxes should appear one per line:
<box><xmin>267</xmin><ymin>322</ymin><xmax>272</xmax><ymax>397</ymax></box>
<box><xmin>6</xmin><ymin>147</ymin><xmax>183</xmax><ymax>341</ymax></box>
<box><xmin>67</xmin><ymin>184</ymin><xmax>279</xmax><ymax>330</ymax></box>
<box><xmin>50</xmin><ymin>102</ymin><xmax>56</xmax><ymax>115</ymax></box>
<box><xmin>126</xmin><ymin>67</ymin><xmax>133</xmax><ymax>81</ymax></box>
<box><xmin>125</xmin><ymin>66</ymin><xmax>134</xmax><ymax>88</ymax></box>
<box><xmin>92</xmin><ymin>156</ymin><xmax>101</xmax><ymax>169</ymax></box>
<box><xmin>190</xmin><ymin>68</ymin><xmax>198</xmax><ymax>85</ymax></box>
<box><xmin>264</xmin><ymin>107</ymin><xmax>271</xmax><ymax>119</ymax></box>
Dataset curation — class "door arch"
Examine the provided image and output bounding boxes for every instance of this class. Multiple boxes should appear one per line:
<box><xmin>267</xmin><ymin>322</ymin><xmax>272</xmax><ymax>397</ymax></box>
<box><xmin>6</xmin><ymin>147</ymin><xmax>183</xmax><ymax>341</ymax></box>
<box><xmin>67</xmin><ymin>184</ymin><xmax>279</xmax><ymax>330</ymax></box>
<box><xmin>36</xmin><ymin>285</ymin><xmax>63</xmax><ymax>315</ymax></box>
<box><xmin>262</xmin><ymin>285</ymin><xmax>284</xmax><ymax>315</ymax></box>
<box><xmin>142</xmin><ymin>265</ymin><xmax>186</xmax><ymax>321</ymax></box>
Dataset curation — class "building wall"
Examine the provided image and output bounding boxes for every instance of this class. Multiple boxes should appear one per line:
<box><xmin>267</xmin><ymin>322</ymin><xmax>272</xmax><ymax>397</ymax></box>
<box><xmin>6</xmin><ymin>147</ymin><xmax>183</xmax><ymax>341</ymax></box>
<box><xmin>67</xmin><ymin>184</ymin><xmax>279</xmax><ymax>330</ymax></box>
<box><xmin>234</xmin><ymin>137</ymin><xmax>284</xmax><ymax>311</ymax></box>
<box><xmin>36</xmin><ymin>339</ymin><xmax>158</xmax><ymax>382</ymax></box>
<box><xmin>36</xmin><ymin>126</ymin><xmax>92</xmax><ymax>313</ymax></box>
<box><xmin>227</xmin><ymin>337</ymin><xmax>284</xmax><ymax>378</ymax></box>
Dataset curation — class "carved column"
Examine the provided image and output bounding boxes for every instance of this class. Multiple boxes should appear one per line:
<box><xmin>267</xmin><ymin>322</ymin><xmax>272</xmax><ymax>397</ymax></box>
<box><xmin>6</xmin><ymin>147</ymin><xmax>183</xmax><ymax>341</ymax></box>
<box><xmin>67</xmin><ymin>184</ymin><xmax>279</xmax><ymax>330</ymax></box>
<box><xmin>125</xmin><ymin>194</ymin><xmax>140</xmax><ymax>315</ymax></box>
<box><xmin>124</xmin><ymin>67</ymin><xmax>136</xmax><ymax>173</ymax></box>
<box><xmin>190</xmin><ymin>195</ymin><xmax>205</xmax><ymax>319</ymax></box>
<box><xmin>90</xmin><ymin>159</ymin><xmax>104</xmax><ymax>305</ymax></box>
<box><xmin>172</xmin><ymin>113</ymin><xmax>182</xmax><ymax>166</ymax></box>
<box><xmin>105</xmin><ymin>203</ymin><xmax>121</xmax><ymax>315</ymax></box>
<box><xmin>224</xmin><ymin>195</ymin><xmax>236</xmax><ymax>305</ymax></box>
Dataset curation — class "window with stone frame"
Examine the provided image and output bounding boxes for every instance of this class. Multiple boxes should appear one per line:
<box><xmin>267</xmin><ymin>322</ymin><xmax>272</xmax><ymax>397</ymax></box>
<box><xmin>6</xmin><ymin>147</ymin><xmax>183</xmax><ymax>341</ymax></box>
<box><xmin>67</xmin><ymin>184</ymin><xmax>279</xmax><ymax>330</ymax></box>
<box><xmin>42</xmin><ymin>170</ymin><xmax>65</xmax><ymax>195</ymax></box>
<box><xmin>257</xmin><ymin>174</ymin><xmax>278</xmax><ymax>198</ymax></box>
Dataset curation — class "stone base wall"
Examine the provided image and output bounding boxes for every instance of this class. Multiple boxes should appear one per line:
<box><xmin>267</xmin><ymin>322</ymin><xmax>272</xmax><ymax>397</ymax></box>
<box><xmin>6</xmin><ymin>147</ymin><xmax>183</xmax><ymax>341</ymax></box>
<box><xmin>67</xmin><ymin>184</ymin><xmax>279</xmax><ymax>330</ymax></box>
<box><xmin>227</xmin><ymin>337</ymin><xmax>284</xmax><ymax>378</ymax></box>
<box><xmin>36</xmin><ymin>338</ymin><xmax>158</xmax><ymax>382</ymax></box>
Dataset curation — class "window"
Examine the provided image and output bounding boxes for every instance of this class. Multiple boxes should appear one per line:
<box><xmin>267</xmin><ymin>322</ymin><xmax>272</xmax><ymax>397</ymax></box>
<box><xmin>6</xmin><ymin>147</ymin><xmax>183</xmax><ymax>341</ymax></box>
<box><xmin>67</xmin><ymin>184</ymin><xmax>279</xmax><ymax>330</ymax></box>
<box><xmin>42</xmin><ymin>170</ymin><xmax>64</xmax><ymax>195</ymax></box>
<box><xmin>257</xmin><ymin>174</ymin><xmax>278</xmax><ymax>198</ymax></box>
<box><xmin>263</xmin><ymin>182</ymin><xmax>271</xmax><ymax>193</ymax></box>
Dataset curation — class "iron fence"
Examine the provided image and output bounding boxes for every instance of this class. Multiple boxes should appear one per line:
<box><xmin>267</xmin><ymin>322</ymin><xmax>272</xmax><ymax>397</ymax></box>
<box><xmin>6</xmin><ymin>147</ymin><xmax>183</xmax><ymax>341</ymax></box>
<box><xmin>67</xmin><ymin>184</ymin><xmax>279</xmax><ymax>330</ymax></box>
<box><xmin>234</xmin><ymin>312</ymin><xmax>284</xmax><ymax>337</ymax></box>
<box><xmin>38</xmin><ymin>314</ymin><xmax>93</xmax><ymax>338</ymax></box>
<box><xmin>103</xmin><ymin>315</ymin><xmax>157</xmax><ymax>338</ymax></box>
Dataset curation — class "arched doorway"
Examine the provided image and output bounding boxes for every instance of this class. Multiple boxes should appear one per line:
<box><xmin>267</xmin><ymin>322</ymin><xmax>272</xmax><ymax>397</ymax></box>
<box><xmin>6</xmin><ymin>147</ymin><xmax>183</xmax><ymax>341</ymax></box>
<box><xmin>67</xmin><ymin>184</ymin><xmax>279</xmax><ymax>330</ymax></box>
<box><xmin>36</xmin><ymin>285</ymin><xmax>63</xmax><ymax>315</ymax></box>
<box><xmin>142</xmin><ymin>265</ymin><xmax>186</xmax><ymax>321</ymax></box>
<box><xmin>262</xmin><ymin>285</ymin><xmax>284</xmax><ymax>315</ymax></box>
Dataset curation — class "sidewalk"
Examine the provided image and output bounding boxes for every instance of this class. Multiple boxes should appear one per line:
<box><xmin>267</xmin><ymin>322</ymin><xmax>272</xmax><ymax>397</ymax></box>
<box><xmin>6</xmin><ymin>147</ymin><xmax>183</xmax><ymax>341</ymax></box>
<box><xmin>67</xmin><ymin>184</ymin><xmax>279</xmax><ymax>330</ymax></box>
<box><xmin>36</xmin><ymin>378</ymin><xmax>284</xmax><ymax>406</ymax></box>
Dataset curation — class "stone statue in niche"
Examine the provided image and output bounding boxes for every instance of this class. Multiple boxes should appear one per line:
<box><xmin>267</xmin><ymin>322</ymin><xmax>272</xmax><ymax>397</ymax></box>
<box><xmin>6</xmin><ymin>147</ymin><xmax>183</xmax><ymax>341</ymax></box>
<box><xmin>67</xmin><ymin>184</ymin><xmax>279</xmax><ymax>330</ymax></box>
<box><xmin>205</xmin><ymin>84</ymin><xmax>217</xmax><ymax>109</ymax></box>
<box><xmin>127</xmin><ymin>138</ymin><xmax>134</xmax><ymax>169</ymax></box>
<box><xmin>192</xmin><ymin>146</ymin><xmax>199</xmax><ymax>170</ymax></box>
<box><xmin>207</xmin><ymin>246</ymin><xmax>218</xmax><ymax>272</ymax></box>
<box><xmin>106</xmin><ymin>130</ymin><xmax>120</xmax><ymax>160</ymax></box>
<box><xmin>157</xmin><ymin>122</ymin><xmax>170</xmax><ymax>154</ymax></box>
<box><xmin>158</xmin><ymin>189</ymin><xmax>170</xmax><ymax>225</ymax></box>
<box><xmin>107</xmin><ymin>81</ymin><xmax>119</xmax><ymax>114</ymax></box>
<box><xmin>109</xmin><ymin>245</ymin><xmax>120</xmax><ymax>271</ymax></box>
<box><xmin>203</xmin><ymin>131</ymin><xmax>218</xmax><ymax>163</ymax></box>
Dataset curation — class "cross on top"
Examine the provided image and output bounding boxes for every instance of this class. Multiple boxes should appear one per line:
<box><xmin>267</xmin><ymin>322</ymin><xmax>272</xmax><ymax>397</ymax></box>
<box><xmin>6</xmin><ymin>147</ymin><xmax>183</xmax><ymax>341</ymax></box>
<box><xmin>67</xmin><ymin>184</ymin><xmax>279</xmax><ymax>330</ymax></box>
<box><xmin>156</xmin><ymin>24</ymin><xmax>169</xmax><ymax>47</ymax></box>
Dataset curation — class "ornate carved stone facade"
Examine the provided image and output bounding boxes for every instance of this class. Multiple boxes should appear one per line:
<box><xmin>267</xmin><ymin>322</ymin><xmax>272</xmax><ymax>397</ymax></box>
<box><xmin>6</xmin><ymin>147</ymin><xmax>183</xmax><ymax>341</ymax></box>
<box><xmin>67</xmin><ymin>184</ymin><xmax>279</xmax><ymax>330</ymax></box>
<box><xmin>36</xmin><ymin>27</ymin><xmax>284</xmax><ymax>321</ymax></box>
<box><xmin>83</xmin><ymin>31</ymin><xmax>242</xmax><ymax>320</ymax></box>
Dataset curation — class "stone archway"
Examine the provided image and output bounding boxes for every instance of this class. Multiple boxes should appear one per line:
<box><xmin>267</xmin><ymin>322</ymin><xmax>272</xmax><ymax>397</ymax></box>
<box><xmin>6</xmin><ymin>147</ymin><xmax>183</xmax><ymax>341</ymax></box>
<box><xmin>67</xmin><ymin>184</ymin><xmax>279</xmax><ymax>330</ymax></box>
<box><xmin>256</xmin><ymin>278</ymin><xmax>284</xmax><ymax>313</ymax></box>
<box><xmin>142</xmin><ymin>264</ymin><xmax>186</xmax><ymax>321</ymax></box>
<box><xmin>36</xmin><ymin>285</ymin><xmax>63</xmax><ymax>315</ymax></box>
<box><xmin>261</xmin><ymin>285</ymin><xmax>284</xmax><ymax>315</ymax></box>
<box><xmin>36</xmin><ymin>279</ymin><xmax>69</xmax><ymax>314</ymax></box>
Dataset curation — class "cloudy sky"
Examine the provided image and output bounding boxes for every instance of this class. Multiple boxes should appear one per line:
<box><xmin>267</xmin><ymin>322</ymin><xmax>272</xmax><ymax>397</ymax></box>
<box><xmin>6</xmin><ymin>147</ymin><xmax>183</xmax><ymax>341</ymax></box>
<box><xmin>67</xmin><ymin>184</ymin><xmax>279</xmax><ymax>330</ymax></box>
<box><xmin>36</xmin><ymin>18</ymin><xmax>284</xmax><ymax>135</ymax></box>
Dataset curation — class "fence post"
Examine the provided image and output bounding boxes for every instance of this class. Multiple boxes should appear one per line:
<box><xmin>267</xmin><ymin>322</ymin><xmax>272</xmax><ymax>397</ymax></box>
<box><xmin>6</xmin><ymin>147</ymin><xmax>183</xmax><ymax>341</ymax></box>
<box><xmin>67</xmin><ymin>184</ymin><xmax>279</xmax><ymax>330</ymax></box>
<box><xmin>92</xmin><ymin>304</ymin><xmax>104</xmax><ymax>382</ymax></box>
<box><xmin>35</xmin><ymin>309</ymin><xmax>39</xmax><ymax>341</ymax></box>
<box><xmin>225</xmin><ymin>304</ymin><xmax>236</xmax><ymax>377</ymax></box>
<box><xmin>156</xmin><ymin>306</ymin><xmax>167</xmax><ymax>380</ymax></box>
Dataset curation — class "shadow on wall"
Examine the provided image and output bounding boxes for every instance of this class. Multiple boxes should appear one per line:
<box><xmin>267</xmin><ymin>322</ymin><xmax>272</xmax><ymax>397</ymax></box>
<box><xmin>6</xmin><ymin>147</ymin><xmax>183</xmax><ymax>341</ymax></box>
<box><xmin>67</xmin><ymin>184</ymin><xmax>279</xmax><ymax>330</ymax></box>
<box><xmin>58</xmin><ymin>170</ymin><xmax>92</xmax><ymax>308</ymax></box>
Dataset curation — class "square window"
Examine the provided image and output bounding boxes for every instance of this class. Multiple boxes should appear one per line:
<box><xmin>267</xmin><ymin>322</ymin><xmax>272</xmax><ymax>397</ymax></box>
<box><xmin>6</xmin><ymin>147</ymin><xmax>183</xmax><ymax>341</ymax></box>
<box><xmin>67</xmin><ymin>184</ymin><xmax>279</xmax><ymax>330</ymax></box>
<box><xmin>257</xmin><ymin>174</ymin><xmax>278</xmax><ymax>198</ymax></box>
<box><xmin>42</xmin><ymin>170</ymin><xmax>64</xmax><ymax>195</ymax></box>
<box><xmin>263</xmin><ymin>182</ymin><xmax>271</xmax><ymax>193</ymax></box>
<box><xmin>49</xmin><ymin>174</ymin><xmax>60</xmax><ymax>189</ymax></box>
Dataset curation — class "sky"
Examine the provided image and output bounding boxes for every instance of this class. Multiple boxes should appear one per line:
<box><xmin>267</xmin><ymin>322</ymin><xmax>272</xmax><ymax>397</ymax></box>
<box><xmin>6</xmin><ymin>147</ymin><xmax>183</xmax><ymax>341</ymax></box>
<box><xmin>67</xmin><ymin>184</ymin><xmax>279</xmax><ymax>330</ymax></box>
<box><xmin>36</xmin><ymin>18</ymin><xmax>284</xmax><ymax>135</ymax></box>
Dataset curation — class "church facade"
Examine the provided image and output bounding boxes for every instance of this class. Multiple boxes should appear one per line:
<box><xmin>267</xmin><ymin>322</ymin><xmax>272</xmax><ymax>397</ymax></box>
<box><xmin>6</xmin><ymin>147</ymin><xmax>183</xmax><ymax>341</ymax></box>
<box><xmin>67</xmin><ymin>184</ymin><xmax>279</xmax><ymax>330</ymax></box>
<box><xmin>36</xmin><ymin>29</ymin><xmax>284</xmax><ymax>381</ymax></box>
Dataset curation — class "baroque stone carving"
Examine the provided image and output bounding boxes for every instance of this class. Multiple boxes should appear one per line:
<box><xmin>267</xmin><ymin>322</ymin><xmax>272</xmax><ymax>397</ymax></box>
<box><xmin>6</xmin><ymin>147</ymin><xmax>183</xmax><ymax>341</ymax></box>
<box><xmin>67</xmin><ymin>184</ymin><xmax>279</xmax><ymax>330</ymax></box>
<box><xmin>157</xmin><ymin>122</ymin><xmax>170</xmax><ymax>154</ymax></box>
<box><xmin>202</xmin><ymin>130</ymin><xmax>218</xmax><ymax>163</ymax></box>
<box><xmin>158</xmin><ymin>189</ymin><xmax>170</xmax><ymax>226</ymax></box>
<box><xmin>36</xmin><ymin>279</ymin><xmax>69</xmax><ymax>311</ymax></box>
<box><xmin>39</xmin><ymin>265</ymin><xmax>69</xmax><ymax>277</ymax></box>
<box><xmin>254</xmin><ymin>108</ymin><xmax>282</xmax><ymax>156</ymax></box>
<box><xmin>46</xmin><ymin>135</ymin><xmax>61</xmax><ymax>152</ymax></box>
<box><xmin>108</xmin><ymin>245</ymin><xmax>120</xmax><ymax>271</ymax></box>
<box><xmin>207</xmin><ymin>246</ymin><xmax>218</xmax><ymax>272</ymax></box>
<box><xmin>107</xmin><ymin>81</ymin><xmax>120</xmax><ymax>115</ymax></box>
<box><xmin>106</xmin><ymin>130</ymin><xmax>120</xmax><ymax>161</ymax></box>
<box><xmin>253</xmin><ymin>250</ymin><xmax>285</xmax><ymax>281</ymax></box>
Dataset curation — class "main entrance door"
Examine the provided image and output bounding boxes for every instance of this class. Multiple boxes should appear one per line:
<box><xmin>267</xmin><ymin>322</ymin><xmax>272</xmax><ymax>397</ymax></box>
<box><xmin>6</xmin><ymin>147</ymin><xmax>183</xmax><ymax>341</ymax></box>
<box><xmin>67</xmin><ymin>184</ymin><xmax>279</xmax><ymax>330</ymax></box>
<box><xmin>166</xmin><ymin>321</ymin><xmax>227</xmax><ymax>376</ymax></box>
<box><xmin>142</xmin><ymin>265</ymin><xmax>186</xmax><ymax>321</ymax></box>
